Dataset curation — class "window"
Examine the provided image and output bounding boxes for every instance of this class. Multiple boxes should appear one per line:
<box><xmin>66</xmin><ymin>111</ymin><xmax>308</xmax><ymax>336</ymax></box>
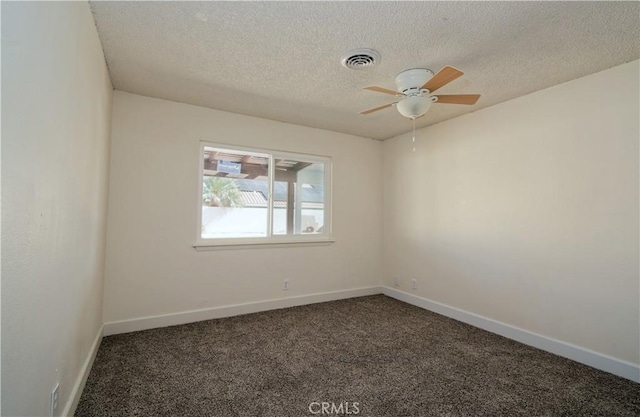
<box><xmin>197</xmin><ymin>142</ymin><xmax>332</xmax><ymax>247</ymax></box>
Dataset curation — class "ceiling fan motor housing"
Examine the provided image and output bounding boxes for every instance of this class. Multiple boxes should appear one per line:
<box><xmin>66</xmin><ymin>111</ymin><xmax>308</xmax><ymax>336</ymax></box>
<box><xmin>395</xmin><ymin>68</ymin><xmax>434</xmax><ymax>94</ymax></box>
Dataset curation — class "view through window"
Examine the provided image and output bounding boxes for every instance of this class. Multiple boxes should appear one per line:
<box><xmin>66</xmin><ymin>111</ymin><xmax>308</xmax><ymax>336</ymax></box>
<box><xmin>199</xmin><ymin>144</ymin><xmax>330</xmax><ymax>242</ymax></box>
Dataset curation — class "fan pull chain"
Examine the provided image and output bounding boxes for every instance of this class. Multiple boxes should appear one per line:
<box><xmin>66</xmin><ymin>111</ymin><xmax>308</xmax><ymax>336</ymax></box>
<box><xmin>412</xmin><ymin>118</ymin><xmax>416</xmax><ymax>152</ymax></box>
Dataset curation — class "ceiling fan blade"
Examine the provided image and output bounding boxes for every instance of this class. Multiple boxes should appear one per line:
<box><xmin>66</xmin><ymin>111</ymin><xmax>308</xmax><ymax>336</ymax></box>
<box><xmin>363</xmin><ymin>86</ymin><xmax>402</xmax><ymax>96</ymax></box>
<box><xmin>359</xmin><ymin>102</ymin><xmax>397</xmax><ymax>115</ymax></box>
<box><xmin>421</xmin><ymin>66</ymin><xmax>464</xmax><ymax>92</ymax></box>
<box><xmin>434</xmin><ymin>94</ymin><xmax>481</xmax><ymax>105</ymax></box>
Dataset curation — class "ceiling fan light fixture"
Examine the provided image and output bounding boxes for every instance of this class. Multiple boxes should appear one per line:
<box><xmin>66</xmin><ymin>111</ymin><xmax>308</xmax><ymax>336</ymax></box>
<box><xmin>396</xmin><ymin>96</ymin><xmax>431</xmax><ymax>119</ymax></box>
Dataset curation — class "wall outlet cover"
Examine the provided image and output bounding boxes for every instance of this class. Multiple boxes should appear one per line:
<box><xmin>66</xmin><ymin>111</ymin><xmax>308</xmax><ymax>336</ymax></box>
<box><xmin>50</xmin><ymin>383</ymin><xmax>59</xmax><ymax>417</ymax></box>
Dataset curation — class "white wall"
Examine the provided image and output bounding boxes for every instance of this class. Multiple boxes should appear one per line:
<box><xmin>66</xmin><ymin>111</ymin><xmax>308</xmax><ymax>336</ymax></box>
<box><xmin>103</xmin><ymin>91</ymin><xmax>382</xmax><ymax>324</ymax></box>
<box><xmin>383</xmin><ymin>61</ymin><xmax>639</xmax><ymax>365</ymax></box>
<box><xmin>1</xmin><ymin>2</ymin><xmax>112</xmax><ymax>416</ymax></box>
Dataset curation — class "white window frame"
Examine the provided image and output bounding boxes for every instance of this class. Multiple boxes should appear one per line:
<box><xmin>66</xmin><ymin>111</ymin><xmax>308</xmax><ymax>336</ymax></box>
<box><xmin>194</xmin><ymin>142</ymin><xmax>334</xmax><ymax>250</ymax></box>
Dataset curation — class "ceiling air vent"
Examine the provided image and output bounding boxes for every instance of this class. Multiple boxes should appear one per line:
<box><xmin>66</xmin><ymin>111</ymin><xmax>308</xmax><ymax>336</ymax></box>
<box><xmin>341</xmin><ymin>48</ymin><xmax>380</xmax><ymax>70</ymax></box>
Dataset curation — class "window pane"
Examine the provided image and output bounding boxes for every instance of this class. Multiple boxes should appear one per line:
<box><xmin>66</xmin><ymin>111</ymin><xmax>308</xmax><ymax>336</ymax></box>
<box><xmin>272</xmin><ymin>180</ymin><xmax>289</xmax><ymax>235</ymax></box>
<box><xmin>201</xmin><ymin>147</ymin><xmax>269</xmax><ymax>239</ymax></box>
<box><xmin>272</xmin><ymin>158</ymin><xmax>325</xmax><ymax>235</ymax></box>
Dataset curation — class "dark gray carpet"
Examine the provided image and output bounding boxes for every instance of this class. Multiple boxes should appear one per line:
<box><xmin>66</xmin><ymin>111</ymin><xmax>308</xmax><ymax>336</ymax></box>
<box><xmin>76</xmin><ymin>295</ymin><xmax>639</xmax><ymax>416</ymax></box>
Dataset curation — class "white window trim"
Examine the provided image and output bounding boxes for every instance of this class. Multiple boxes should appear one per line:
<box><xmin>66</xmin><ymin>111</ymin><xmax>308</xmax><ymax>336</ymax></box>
<box><xmin>194</xmin><ymin>142</ymin><xmax>333</xmax><ymax>249</ymax></box>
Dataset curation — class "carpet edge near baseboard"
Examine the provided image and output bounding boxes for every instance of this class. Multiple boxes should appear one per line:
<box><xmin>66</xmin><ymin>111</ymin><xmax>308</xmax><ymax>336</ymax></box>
<box><xmin>63</xmin><ymin>324</ymin><xmax>103</xmax><ymax>417</ymax></box>
<box><xmin>103</xmin><ymin>286</ymin><xmax>383</xmax><ymax>336</ymax></box>
<box><xmin>102</xmin><ymin>284</ymin><xmax>639</xmax><ymax>383</ymax></box>
<box><xmin>382</xmin><ymin>286</ymin><xmax>640</xmax><ymax>383</ymax></box>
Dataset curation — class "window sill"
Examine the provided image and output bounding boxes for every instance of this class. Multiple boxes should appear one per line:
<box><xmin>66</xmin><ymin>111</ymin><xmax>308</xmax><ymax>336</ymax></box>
<box><xmin>193</xmin><ymin>236</ymin><xmax>335</xmax><ymax>251</ymax></box>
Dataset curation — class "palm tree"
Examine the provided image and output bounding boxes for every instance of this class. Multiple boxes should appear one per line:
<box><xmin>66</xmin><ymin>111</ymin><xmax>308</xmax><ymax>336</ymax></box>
<box><xmin>202</xmin><ymin>177</ymin><xmax>244</xmax><ymax>208</ymax></box>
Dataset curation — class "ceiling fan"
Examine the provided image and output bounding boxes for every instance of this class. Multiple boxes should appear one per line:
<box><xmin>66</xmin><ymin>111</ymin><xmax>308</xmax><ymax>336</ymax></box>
<box><xmin>360</xmin><ymin>66</ymin><xmax>480</xmax><ymax>119</ymax></box>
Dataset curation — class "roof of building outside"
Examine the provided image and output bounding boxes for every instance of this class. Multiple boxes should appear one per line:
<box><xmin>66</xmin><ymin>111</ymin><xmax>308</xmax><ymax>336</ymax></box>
<box><xmin>234</xmin><ymin>179</ymin><xmax>324</xmax><ymax>203</ymax></box>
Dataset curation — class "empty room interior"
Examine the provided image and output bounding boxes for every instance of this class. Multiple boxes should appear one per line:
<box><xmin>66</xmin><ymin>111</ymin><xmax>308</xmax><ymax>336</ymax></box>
<box><xmin>2</xmin><ymin>1</ymin><xmax>639</xmax><ymax>416</ymax></box>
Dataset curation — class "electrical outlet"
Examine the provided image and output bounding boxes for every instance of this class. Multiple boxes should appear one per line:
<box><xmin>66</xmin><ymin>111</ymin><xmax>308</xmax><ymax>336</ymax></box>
<box><xmin>393</xmin><ymin>276</ymin><xmax>400</xmax><ymax>287</ymax></box>
<box><xmin>50</xmin><ymin>383</ymin><xmax>59</xmax><ymax>417</ymax></box>
<box><xmin>283</xmin><ymin>279</ymin><xmax>289</xmax><ymax>290</ymax></box>
<box><xmin>412</xmin><ymin>279</ymin><xmax>417</xmax><ymax>290</ymax></box>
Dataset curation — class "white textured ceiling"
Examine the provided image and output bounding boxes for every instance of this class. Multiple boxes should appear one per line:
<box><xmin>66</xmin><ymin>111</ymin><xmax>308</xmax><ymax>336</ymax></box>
<box><xmin>90</xmin><ymin>1</ymin><xmax>639</xmax><ymax>140</ymax></box>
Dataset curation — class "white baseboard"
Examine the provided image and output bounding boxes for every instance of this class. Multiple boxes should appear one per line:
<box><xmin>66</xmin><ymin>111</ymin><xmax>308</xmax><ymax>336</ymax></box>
<box><xmin>62</xmin><ymin>324</ymin><xmax>103</xmax><ymax>417</ymax></box>
<box><xmin>382</xmin><ymin>286</ymin><xmax>640</xmax><ymax>383</ymax></box>
<box><xmin>103</xmin><ymin>286</ymin><xmax>382</xmax><ymax>336</ymax></box>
